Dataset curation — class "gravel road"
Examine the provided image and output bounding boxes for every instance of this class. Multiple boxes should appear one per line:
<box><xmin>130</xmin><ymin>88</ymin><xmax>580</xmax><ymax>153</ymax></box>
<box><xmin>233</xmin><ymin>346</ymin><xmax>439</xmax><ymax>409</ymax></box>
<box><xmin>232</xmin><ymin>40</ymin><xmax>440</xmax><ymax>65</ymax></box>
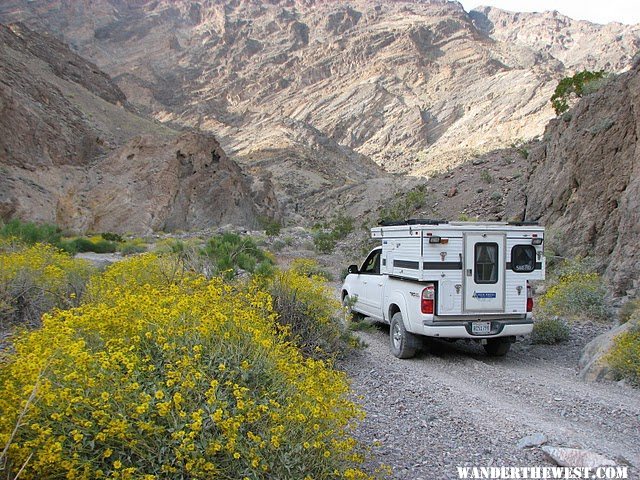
<box><xmin>342</xmin><ymin>322</ymin><xmax>640</xmax><ymax>479</ymax></box>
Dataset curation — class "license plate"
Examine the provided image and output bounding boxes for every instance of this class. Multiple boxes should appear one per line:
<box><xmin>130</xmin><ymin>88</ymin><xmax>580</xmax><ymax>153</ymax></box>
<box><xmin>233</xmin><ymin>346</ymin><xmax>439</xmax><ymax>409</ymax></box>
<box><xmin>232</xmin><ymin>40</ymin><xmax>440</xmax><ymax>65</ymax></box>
<box><xmin>472</xmin><ymin>321</ymin><xmax>491</xmax><ymax>335</ymax></box>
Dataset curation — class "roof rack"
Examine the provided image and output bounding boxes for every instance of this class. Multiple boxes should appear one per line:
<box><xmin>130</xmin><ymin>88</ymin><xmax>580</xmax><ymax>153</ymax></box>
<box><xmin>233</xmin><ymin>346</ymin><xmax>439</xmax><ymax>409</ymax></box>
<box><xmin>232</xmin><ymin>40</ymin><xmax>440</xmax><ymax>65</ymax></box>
<box><xmin>378</xmin><ymin>219</ymin><xmax>448</xmax><ymax>227</ymax></box>
<box><xmin>507</xmin><ymin>221</ymin><xmax>539</xmax><ymax>226</ymax></box>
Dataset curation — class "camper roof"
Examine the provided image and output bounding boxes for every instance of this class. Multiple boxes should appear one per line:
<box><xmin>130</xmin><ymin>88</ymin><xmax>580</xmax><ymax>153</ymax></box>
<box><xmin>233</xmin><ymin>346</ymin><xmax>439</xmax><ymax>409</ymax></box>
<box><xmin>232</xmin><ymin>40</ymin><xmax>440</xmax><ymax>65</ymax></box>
<box><xmin>377</xmin><ymin>219</ymin><xmax>539</xmax><ymax>227</ymax></box>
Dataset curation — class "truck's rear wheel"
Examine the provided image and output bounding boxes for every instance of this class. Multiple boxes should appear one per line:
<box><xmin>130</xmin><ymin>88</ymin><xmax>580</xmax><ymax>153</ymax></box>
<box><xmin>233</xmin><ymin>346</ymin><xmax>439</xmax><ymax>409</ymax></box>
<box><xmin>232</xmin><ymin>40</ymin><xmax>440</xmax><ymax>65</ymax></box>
<box><xmin>390</xmin><ymin>312</ymin><xmax>419</xmax><ymax>359</ymax></box>
<box><xmin>483</xmin><ymin>338</ymin><xmax>511</xmax><ymax>357</ymax></box>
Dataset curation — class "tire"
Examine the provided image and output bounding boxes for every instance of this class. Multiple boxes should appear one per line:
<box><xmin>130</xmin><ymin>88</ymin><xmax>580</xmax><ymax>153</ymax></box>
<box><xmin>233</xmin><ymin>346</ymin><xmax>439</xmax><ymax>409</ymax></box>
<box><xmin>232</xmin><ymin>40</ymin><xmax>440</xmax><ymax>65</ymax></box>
<box><xmin>342</xmin><ymin>294</ymin><xmax>364</xmax><ymax>321</ymax></box>
<box><xmin>390</xmin><ymin>312</ymin><xmax>420</xmax><ymax>359</ymax></box>
<box><xmin>483</xmin><ymin>338</ymin><xmax>511</xmax><ymax>357</ymax></box>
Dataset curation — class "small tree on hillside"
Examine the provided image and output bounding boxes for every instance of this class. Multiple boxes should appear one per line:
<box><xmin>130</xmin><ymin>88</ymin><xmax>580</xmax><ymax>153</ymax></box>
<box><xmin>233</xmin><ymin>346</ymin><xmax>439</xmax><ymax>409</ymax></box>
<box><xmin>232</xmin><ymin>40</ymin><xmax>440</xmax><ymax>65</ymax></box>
<box><xmin>551</xmin><ymin>70</ymin><xmax>610</xmax><ymax>115</ymax></box>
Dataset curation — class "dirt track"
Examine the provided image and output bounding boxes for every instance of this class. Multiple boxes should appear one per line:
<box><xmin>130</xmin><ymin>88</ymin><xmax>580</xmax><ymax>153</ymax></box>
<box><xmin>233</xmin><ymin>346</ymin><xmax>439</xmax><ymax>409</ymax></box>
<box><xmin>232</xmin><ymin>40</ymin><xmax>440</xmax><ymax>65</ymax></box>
<box><xmin>343</xmin><ymin>323</ymin><xmax>640</xmax><ymax>479</ymax></box>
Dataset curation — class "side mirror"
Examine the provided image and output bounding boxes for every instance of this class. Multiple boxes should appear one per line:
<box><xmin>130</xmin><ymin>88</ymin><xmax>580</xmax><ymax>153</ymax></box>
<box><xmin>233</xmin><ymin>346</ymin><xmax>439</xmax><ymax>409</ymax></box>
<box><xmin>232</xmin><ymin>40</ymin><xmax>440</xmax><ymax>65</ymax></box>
<box><xmin>347</xmin><ymin>264</ymin><xmax>359</xmax><ymax>274</ymax></box>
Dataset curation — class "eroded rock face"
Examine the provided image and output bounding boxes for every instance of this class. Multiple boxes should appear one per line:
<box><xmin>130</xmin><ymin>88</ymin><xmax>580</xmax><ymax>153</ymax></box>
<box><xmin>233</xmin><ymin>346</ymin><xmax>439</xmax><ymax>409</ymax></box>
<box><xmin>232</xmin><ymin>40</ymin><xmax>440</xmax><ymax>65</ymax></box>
<box><xmin>525</xmin><ymin>59</ymin><xmax>640</xmax><ymax>294</ymax></box>
<box><xmin>470</xmin><ymin>7</ymin><xmax>640</xmax><ymax>72</ymax></box>
<box><xmin>0</xmin><ymin>23</ymin><xmax>122</xmax><ymax>169</ymax></box>
<box><xmin>1</xmin><ymin>0</ymin><xmax>637</xmax><ymax>182</ymax></box>
<box><xmin>85</xmin><ymin>133</ymin><xmax>264</xmax><ymax>233</ymax></box>
<box><xmin>0</xmin><ymin>23</ymin><xmax>275</xmax><ymax>233</ymax></box>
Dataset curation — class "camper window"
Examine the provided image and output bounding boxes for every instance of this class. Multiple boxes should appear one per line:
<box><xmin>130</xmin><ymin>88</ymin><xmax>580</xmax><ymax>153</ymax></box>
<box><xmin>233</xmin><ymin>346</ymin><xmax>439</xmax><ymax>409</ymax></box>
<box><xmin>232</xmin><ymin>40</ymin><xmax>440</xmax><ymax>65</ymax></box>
<box><xmin>474</xmin><ymin>243</ymin><xmax>498</xmax><ymax>284</ymax></box>
<box><xmin>510</xmin><ymin>245</ymin><xmax>536</xmax><ymax>273</ymax></box>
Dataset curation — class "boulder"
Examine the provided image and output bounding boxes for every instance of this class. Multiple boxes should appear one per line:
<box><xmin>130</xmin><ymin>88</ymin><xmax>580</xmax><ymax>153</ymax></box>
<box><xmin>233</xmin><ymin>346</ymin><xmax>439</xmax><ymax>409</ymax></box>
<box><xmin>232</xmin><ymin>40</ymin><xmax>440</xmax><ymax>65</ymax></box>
<box><xmin>517</xmin><ymin>433</ymin><xmax>547</xmax><ymax>449</ymax></box>
<box><xmin>542</xmin><ymin>446</ymin><xmax>616</xmax><ymax>468</ymax></box>
<box><xmin>579</xmin><ymin>322</ymin><xmax>634</xmax><ymax>382</ymax></box>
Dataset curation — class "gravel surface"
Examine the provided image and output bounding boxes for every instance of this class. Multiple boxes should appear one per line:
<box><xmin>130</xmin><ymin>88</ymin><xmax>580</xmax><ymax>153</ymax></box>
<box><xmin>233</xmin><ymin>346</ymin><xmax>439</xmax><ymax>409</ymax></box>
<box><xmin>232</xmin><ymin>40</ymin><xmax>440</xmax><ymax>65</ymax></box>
<box><xmin>340</xmin><ymin>322</ymin><xmax>640</xmax><ymax>479</ymax></box>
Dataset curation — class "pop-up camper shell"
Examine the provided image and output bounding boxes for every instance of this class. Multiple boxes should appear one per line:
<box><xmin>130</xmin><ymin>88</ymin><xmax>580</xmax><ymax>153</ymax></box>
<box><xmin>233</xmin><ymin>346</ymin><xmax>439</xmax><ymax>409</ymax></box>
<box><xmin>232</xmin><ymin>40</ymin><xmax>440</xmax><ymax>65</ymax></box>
<box><xmin>371</xmin><ymin>220</ymin><xmax>544</xmax><ymax>319</ymax></box>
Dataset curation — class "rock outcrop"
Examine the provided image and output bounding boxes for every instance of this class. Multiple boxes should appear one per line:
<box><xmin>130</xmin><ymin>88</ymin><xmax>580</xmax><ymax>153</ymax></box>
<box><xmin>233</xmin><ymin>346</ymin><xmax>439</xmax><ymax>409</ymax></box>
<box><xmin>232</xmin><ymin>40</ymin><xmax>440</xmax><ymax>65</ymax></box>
<box><xmin>541</xmin><ymin>446</ymin><xmax>616</xmax><ymax>468</ymax></box>
<box><xmin>1</xmin><ymin>2</ymin><xmax>639</xmax><ymax>244</ymax></box>
<box><xmin>0</xmin><ymin>23</ymin><xmax>275</xmax><ymax>233</ymax></box>
<box><xmin>578</xmin><ymin>322</ymin><xmax>635</xmax><ymax>382</ymax></box>
<box><xmin>525</xmin><ymin>58</ymin><xmax>640</xmax><ymax>294</ymax></box>
<box><xmin>470</xmin><ymin>7</ymin><xmax>640</xmax><ymax>72</ymax></box>
<box><xmin>86</xmin><ymin>133</ymin><xmax>267</xmax><ymax>233</ymax></box>
<box><xmin>1</xmin><ymin>0</ymin><xmax>638</xmax><ymax>217</ymax></box>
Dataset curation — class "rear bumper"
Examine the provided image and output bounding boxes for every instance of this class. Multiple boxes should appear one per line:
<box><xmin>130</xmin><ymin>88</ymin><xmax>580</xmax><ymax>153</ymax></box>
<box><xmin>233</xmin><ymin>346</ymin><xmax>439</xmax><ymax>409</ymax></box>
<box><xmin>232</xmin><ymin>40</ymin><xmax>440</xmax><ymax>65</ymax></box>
<box><xmin>420</xmin><ymin>321</ymin><xmax>533</xmax><ymax>339</ymax></box>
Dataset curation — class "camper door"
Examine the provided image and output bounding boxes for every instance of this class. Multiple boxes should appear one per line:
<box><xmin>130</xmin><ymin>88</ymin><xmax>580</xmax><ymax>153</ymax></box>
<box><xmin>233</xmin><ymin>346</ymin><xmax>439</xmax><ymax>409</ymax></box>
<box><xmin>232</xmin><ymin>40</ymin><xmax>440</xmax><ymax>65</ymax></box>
<box><xmin>463</xmin><ymin>233</ymin><xmax>505</xmax><ymax>313</ymax></box>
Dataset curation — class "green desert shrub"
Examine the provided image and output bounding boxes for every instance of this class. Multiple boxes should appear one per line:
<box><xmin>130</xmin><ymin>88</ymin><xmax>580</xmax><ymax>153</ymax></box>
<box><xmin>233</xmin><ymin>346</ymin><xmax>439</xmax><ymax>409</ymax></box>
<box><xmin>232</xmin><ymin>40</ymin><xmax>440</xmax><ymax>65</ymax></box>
<box><xmin>551</xmin><ymin>70</ymin><xmax>611</xmax><ymax>115</ymax></box>
<box><xmin>311</xmin><ymin>214</ymin><xmax>355</xmax><ymax>255</ymax></box>
<box><xmin>61</xmin><ymin>237</ymin><xmax>118</xmax><ymax>254</ymax></box>
<box><xmin>258</xmin><ymin>216</ymin><xmax>282</xmax><ymax>237</ymax></box>
<box><xmin>312</xmin><ymin>230</ymin><xmax>337</xmax><ymax>254</ymax></box>
<box><xmin>118</xmin><ymin>239</ymin><xmax>148</xmax><ymax>256</ymax></box>
<box><xmin>531</xmin><ymin>316</ymin><xmax>571</xmax><ymax>344</ymax></box>
<box><xmin>204</xmin><ymin>232</ymin><xmax>274</xmax><ymax>279</ymax></box>
<box><xmin>0</xmin><ymin>219</ymin><xmax>62</xmax><ymax>246</ymax></box>
<box><xmin>330</xmin><ymin>213</ymin><xmax>355</xmax><ymax>240</ymax></box>
<box><xmin>377</xmin><ymin>185</ymin><xmax>428</xmax><ymax>223</ymax></box>
<box><xmin>100</xmin><ymin>232</ymin><xmax>123</xmax><ymax>243</ymax></box>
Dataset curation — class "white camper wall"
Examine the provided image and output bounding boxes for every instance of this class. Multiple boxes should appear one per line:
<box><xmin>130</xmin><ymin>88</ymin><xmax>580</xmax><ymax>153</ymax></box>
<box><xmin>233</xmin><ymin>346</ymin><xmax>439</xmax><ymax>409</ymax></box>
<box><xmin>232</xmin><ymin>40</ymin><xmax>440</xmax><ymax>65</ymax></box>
<box><xmin>381</xmin><ymin>235</ymin><xmax>422</xmax><ymax>279</ymax></box>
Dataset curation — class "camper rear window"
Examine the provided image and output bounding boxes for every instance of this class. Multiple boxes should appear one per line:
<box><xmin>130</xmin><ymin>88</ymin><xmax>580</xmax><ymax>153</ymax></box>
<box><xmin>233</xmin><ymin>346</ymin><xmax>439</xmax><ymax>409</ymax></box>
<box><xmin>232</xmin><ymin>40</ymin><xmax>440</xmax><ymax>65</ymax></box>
<box><xmin>474</xmin><ymin>243</ymin><xmax>498</xmax><ymax>284</ymax></box>
<box><xmin>511</xmin><ymin>245</ymin><xmax>536</xmax><ymax>273</ymax></box>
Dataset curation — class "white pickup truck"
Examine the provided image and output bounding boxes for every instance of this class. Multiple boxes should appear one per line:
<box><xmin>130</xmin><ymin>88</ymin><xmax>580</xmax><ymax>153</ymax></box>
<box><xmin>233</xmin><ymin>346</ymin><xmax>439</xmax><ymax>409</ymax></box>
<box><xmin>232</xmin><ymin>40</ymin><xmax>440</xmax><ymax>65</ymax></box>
<box><xmin>341</xmin><ymin>220</ymin><xmax>545</xmax><ymax>358</ymax></box>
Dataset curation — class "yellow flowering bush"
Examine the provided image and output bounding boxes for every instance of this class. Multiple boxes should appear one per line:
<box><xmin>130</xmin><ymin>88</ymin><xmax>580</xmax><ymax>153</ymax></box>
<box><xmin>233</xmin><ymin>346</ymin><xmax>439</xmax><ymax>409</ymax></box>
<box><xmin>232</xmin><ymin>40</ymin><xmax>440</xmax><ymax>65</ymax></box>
<box><xmin>0</xmin><ymin>236</ymin><xmax>23</xmax><ymax>254</ymax></box>
<box><xmin>84</xmin><ymin>253</ymin><xmax>190</xmax><ymax>303</ymax></box>
<box><xmin>0</xmin><ymin>254</ymin><xmax>371</xmax><ymax>479</ymax></box>
<box><xmin>606</xmin><ymin>313</ymin><xmax>640</xmax><ymax>387</ymax></box>
<box><xmin>267</xmin><ymin>268</ymin><xmax>358</xmax><ymax>360</ymax></box>
<box><xmin>537</xmin><ymin>260</ymin><xmax>610</xmax><ymax>321</ymax></box>
<box><xmin>0</xmin><ymin>244</ymin><xmax>94</xmax><ymax>329</ymax></box>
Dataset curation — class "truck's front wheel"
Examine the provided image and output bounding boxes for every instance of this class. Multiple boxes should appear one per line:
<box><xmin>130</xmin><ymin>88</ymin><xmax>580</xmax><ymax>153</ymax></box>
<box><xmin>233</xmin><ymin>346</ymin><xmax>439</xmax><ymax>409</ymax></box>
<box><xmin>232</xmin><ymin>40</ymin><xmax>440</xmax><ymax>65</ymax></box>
<box><xmin>342</xmin><ymin>294</ymin><xmax>364</xmax><ymax>321</ymax></box>
<box><xmin>390</xmin><ymin>312</ymin><xmax>420</xmax><ymax>359</ymax></box>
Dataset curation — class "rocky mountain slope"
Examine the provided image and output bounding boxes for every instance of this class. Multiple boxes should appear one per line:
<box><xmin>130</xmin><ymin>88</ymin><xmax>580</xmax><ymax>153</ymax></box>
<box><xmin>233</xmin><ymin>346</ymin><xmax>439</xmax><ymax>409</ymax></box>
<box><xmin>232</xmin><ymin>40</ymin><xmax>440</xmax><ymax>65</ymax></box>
<box><xmin>524</xmin><ymin>58</ymin><xmax>640</xmax><ymax>295</ymax></box>
<box><xmin>0</xmin><ymin>23</ymin><xmax>276</xmax><ymax>233</ymax></box>
<box><xmin>1</xmin><ymin>1</ymin><xmax>638</xmax><ymax>288</ymax></box>
<box><xmin>470</xmin><ymin>7</ymin><xmax>640</xmax><ymax>72</ymax></box>
<box><xmin>373</xmin><ymin>58</ymin><xmax>640</xmax><ymax>294</ymax></box>
<box><xmin>1</xmin><ymin>0</ymin><xmax>638</xmax><ymax>220</ymax></box>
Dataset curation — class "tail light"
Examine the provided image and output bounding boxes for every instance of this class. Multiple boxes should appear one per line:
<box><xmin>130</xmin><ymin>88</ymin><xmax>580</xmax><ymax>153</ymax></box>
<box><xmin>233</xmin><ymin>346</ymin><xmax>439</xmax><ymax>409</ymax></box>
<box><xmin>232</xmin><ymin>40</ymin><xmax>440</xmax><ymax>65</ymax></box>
<box><xmin>421</xmin><ymin>284</ymin><xmax>435</xmax><ymax>314</ymax></box>
<box><xmin>526</xmin><ymin>282</ymin><xmax>533</xmax><ymax>313</ymax></box>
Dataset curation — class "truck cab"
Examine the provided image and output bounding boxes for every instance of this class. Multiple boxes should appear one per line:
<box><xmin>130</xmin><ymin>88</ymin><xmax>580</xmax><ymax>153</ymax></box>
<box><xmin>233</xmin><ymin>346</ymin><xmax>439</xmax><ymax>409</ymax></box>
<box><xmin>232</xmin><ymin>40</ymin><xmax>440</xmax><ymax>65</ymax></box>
<box><xmin>344</xmin><ymin>247</ymin><xmax>383</xmax><ymax>319</ymax></box>
<box><xmin>342</xmin><ymin>220</ymin><xmax>544</xmax><ymax>358</ymax></box>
